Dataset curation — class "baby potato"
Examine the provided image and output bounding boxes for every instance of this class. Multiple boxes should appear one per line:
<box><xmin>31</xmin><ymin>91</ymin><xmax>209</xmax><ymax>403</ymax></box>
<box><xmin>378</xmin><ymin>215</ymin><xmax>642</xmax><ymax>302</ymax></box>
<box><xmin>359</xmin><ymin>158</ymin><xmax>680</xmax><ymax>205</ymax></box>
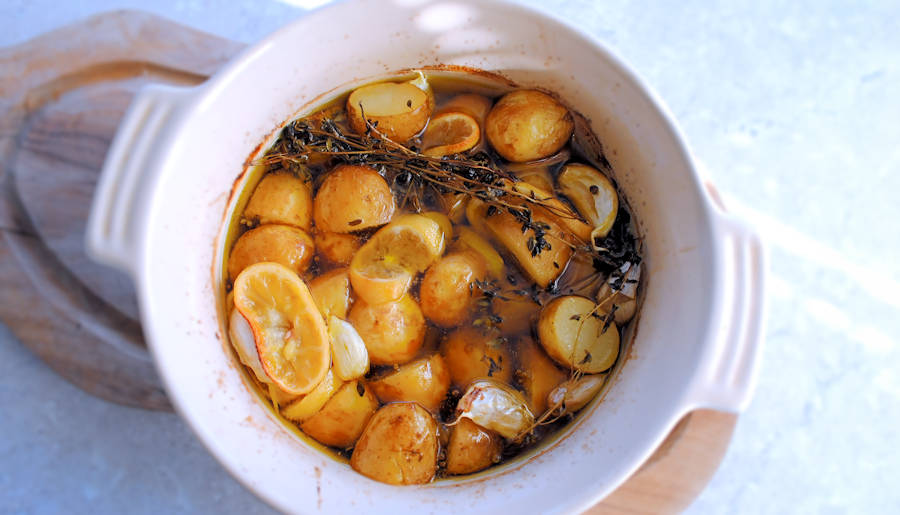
<box><xmin>440</xmin><ymin>327</ymin><xmax>513</xmax><ymax>387</ymax></box>
<box><xmin>351</xmin><ymin>402</ymin><xmax>439</xmax><ymax>485</ymax></box>
<box><xmin>368</xmin><ymin>354</ymin><xmax>451</xmax><ymax>412</ymax></box>
<box><xmin>313</xmin><ymin>165</ymin><xmax>395</xmax><ymax>233</ymax></box>
<box><xmin>308</xmin><ymin>267</ymin><xmax>351</xmax><ymax>319</ymax></box>
<box><xmin>314</xmin><ymin>231</ymin><xmax>361</xmax><ymax>266</ymax></box>
<box><xmin>445</xmin><ymin>417</ymin><xmax>502</xmax><ymax>475</ymax></box>
<box><xmin>243</xmin><ymin>172</ymin><xmax>313</xmax><ymax>231</ymax></box>
<box><xmin>484</xmin><ymin>208</ymin><xmax>572</xmax><ymax>288</ymax></box>
<box><xmin>485</xmin><ymin>89</ymin><xmax>574</xmax><ymax>162</ymax></box>
<box><xmin>349</xmin><ymin>294</ymin><xmax>426</xmax><ymax>365</ymax></box>
<box><xmin>517</xmin><ymin>337</ymin><xmax>566</xmax><ymax>414</ymax></box>
<box><xmin>537</xmin><ymin>295</ymin><xmax>619</xmax><ymax>374</ymax></box>
<box><xmin>420</xmin><ymin>251</ymin><xmax>487</xmax><ymax>328</ymax></box>
<box><xmin>347</xmin><ymin>81</ymin><xmax>433</xmax><ymax>142</ymax></box>
<box><xmin>228</xmin><ymin>224</ymin><xmax>315</xmax><ymax>281</ymax></box>
<box><xmin>300</xmin><ymin>380</ymin><xmax>378</xmax><ymax>449</ymax></box>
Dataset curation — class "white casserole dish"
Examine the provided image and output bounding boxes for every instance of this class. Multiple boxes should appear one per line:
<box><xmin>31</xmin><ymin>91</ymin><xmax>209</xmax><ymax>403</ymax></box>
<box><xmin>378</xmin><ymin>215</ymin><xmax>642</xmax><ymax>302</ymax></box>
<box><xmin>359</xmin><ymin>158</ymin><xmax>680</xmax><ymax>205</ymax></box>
<box><xmin>85</xmin><ymin>0</ymin><xmax>765</xmax><ymax>512</ymax></box>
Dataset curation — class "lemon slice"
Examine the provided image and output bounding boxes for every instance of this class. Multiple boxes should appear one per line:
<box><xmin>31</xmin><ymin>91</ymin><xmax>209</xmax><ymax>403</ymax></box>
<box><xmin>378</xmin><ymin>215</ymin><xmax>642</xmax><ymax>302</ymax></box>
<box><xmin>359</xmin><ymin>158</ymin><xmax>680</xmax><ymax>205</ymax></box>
<box><xmin>233</xmin><ymin>262</ymin><xmax>331</xmax><ymax>395</ymax></box>
<box><xmin>421</xmin><ymin>111</ymin><xmax>480</xmax><ymax>157</ymax></box>
<box><xmin>281</xmin><ymin>369</ymin><xmax>343</xmax><ymax>423</ymax></box>
<box><xmin>349</xmin><ymin>214</ymin><xmax>446</xmax><ymax>305</ymax></box>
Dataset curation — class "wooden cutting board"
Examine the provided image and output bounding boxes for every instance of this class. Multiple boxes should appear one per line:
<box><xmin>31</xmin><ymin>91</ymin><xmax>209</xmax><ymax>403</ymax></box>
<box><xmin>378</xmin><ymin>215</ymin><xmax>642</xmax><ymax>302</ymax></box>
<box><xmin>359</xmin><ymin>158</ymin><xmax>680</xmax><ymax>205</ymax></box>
<box><xmin>0</xmin><ymin>11</ymin><xmax>736</xmax><ymax>513</ymax></box>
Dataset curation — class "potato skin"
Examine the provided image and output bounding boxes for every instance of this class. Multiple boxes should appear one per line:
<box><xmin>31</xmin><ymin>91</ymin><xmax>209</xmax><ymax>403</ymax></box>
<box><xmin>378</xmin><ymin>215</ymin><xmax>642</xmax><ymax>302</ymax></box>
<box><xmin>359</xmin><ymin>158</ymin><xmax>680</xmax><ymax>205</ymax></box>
<box><xmin>308</xmin><ymin>267</ymin><xmax>351</xmax><ymax>319</ymax></box>
<box><xmin>314</xmin><ymin>231</ymin><xmax>361</xmax><ymax>266</ymax></box>
<box><xmin>517</xmin><ymin>337</ymin><xmax>566</xmax><ymax>414</ymax></box>
<box><xmin>440</xmin><ymin>327</ymin><xmax>513</xmax><ymax>387</ymax></box>
<box><xmin>485</xmin><ymin>90</ymin><xmax>573</xmax><ymax>162</ymax></box>
<box><xmin>313</xmin><ymin>165</ymin><xmax>395</xmax><ymax>233</ymax></box>
<box><xmin>300</xmin><ymin>380</ymin><xmax>378</xmax><ymax>449</ymax></box>
<box><xmin>348</xmin><ymin>294</ymin><xmax>426</xmax><ymax>365</ymax></box>
<box><xmin>350</xmin><ymin>402</ymin><xmax>439</xmax><ymax>485</ymax></box>
<box><xmin>420</xmin><ymin>251</ymin><xmax>486</xmax><ymax>328</ymax></box>
<box><xmin>243</xmin><ymin>172</ymin><xmax>313</xmax><ymax>230</ymax></box>
<box><xmin>368</xmin><ymin>354</ymin><xmax>451</xmax><ymax>412</ymax></box>
<box><xmin>445</xmin><ymin>418</ymin><xmax>502</xmax><ymax>475</ymax></box>
<box><xmin>228</xmin><ymin>224</ymin><xmax>315</xmax><ymax>281</ymax></box>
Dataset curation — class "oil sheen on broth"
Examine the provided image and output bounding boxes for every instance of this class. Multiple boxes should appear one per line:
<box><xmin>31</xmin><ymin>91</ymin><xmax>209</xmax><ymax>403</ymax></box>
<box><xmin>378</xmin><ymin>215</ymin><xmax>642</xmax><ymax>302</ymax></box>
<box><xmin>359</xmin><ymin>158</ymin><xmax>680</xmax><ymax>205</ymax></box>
<box><xmin>224</xmin><ymin>70</ymin><xmax>642</xmax><ymax>485</ymax></box>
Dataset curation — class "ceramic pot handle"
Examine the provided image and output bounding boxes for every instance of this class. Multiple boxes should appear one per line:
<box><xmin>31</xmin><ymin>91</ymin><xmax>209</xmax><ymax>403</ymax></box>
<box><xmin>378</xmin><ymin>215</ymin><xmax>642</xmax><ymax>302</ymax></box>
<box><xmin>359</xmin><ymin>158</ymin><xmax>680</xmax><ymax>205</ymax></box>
<box><xmin>687</xmin><ymin>192</ymin><xmax>767</xmax><ymax>413</ymax></box>
<box><xmin>86</xmin><ymin>84</ymin><xmax>193</xmax><ymax>276</ymax></box>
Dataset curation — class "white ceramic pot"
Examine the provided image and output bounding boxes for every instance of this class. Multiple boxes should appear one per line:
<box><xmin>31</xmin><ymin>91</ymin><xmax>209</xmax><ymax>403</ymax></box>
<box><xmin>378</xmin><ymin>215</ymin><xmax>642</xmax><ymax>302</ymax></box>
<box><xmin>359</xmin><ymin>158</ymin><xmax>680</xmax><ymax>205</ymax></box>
<box><xmin>86</xmin><ymin>0</ymin><xmax>765</xmax><ymax>512</ymax></box>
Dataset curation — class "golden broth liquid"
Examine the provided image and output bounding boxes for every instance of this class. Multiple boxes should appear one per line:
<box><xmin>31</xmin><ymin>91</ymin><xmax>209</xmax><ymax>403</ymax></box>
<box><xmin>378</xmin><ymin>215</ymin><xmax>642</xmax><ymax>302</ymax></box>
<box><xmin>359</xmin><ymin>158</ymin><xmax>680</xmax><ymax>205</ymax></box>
<box><xmin>223</xmin><ymin>70</ymin><xmax>642</xmax><ymax>480</ymax></box>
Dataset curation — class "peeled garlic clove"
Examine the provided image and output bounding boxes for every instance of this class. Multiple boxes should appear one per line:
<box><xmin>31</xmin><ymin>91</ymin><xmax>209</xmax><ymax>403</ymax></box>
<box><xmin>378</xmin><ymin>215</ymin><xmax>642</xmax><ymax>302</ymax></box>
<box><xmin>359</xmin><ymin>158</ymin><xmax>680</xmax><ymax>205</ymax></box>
<box><xmin>547</xmin><ymin>374</ymin><xmax>606</xmax><ymax>413</ymax></box>
<box><xmin>229</xmin><ymin>308</ymin><xmax>269</xmax><ymax>383</ymax></box>
<box><xmin>558</xmin><ymin>163</ymin><xmax>618</xmax><ymax>239</ymax></box>
<box><xmin>457</xmin><ymin>379</ymin><xmax>534</xmax><ymax>440</ymax></box>
<box><xmin>327</xmin><ymin>315</ymin><xmax>370</xmax><ymax>381</ymax></box>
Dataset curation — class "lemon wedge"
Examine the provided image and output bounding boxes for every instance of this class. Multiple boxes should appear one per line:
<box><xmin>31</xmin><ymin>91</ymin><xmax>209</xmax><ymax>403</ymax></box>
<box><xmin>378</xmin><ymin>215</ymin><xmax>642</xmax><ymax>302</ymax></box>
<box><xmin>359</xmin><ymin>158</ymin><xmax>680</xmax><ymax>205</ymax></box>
<box><xmin>233</xmin><ymin>262</ymin><xmax>331</xmax><ymax>395</ymax></box>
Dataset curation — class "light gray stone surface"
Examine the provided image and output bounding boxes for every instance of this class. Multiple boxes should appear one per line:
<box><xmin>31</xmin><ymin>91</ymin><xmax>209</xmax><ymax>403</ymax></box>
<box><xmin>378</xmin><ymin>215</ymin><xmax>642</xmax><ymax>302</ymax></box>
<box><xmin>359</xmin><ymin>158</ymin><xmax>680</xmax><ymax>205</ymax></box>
<box><xmin>2</xmin><ymin>0</ymin><xmax>898</xmax><ymax>513</ymax></box>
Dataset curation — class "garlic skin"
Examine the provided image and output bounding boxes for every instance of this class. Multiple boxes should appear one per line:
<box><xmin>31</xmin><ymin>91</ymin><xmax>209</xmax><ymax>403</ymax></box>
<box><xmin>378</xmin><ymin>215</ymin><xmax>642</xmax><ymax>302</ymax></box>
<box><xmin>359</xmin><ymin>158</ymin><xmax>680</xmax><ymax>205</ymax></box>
<box><xmin>228</xmin><ymin>308</ymin><xmax>269</xmax><ymax>383</ymax></box>
<box><xmin>457</xmin><ymin>379</ymin><xmax>534</xmax><ymax>440</ymax></box>
<box><xmin>557</xmin><ymin>163</ymin><xmax>618</xmax><ymax>239</ymax></box>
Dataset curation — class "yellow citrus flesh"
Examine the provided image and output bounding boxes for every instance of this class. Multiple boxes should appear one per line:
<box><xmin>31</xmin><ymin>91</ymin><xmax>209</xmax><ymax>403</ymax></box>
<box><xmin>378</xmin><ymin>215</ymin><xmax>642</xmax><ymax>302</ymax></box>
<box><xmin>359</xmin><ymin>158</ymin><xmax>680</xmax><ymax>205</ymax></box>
<box><xmin>349</xmin><ymin>214</ymin><xmax>446</xmax><ymax>305</ymax></box>
<box><xmin>233</xmin><ymin>262</ymin><xmax>331</xmax><ymax>395</ymax></box>
<box><xmin>421</xmin><ymin>111</ymin><xmax>480</xmax><ymax>157</ymax></box>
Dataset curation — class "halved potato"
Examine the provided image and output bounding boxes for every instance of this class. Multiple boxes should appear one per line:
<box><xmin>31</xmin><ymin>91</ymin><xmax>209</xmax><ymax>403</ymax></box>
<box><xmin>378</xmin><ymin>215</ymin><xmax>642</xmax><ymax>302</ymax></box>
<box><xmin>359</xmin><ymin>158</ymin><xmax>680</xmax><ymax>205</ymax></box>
<box><xmin>347</xmin><ymin>80</ymin><xmax>433</xmax><ymax>142</ymax></box>
<box><xmin>484</xmin><ymin>207</ymin><xmax>572</xmax><ymax>288</ymax></box>
<box><xmin>440</xmin><ymin>327</ymin><xmax>513</xmax><ymax>387</ymax></box>
<box><xmin>243</xmin><ymin>172</ymin><xmax>313</xmax><ymax>231</ymax></box>
<box><xmin>314</xmin><ymin>231</ymin><xmax>361</xmax><ymax>266</ymax></box>
<box><xmin>537</xmin><ymin>295</ymin><xmax>619</xmax><ymax>373</ymax></box>
<box><xmin>308</xmin><ymin>267</ymin><xmax>351</xmax><ymax>319</ymax></box>
<box><xmin>368</xmin><ymin>354</ymin><xmax>450</xmax><ymax>412</ymax></box>
<box><xmin>351</xmin><ymin>402</ymin><xmax>439</xmax><ymax>485</ymax></box>
<box><xmin>445</xmin><ymin>417</ymin><xmax>502</xmax><ymax>475</ymax></box>
<box><xmin>228</xmin><ymin>224</ymin><xmax>315</xmax><ymax>281</ymax></box>
<box><xmin>313</xmin><ymin>165</ymin><xmax>395</xmax><ymax>233</ymax></box>
<box><xmin>300</xmin><ymin>380</ymin><xmax>378</xmax><ymax>449</ymax></box>
<box><xmin>349</xmin><ymin>294</ymin><xmax>426</xmax><ymax>365</ymax></box>
<box><xmin>420</xmin><ymin>251</ymin><xmax>486</xmax><ymax>328</ymax></box>
<box><xmin>517</xmin><ymin>337</ymin><xmax>566</xmax><ymax>414</ymax></box>
<box><xmin>557</xmin><ymin>163</ymin><xmax>618</xmax><ymax>238</ymax></box>
<box><xmin>485</xmin><ymin>89</ymin><xmax>573</xmax><ymax>162</ymax></box>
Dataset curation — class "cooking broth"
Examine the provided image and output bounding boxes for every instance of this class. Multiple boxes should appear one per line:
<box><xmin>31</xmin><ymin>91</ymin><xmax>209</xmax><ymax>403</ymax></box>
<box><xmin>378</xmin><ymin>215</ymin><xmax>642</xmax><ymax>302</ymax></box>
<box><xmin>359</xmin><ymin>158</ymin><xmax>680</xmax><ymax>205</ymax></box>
<box><xmin>223</xmin><ymin>69</ymin><xmax>642</xmax><ymax>484</ymax></box>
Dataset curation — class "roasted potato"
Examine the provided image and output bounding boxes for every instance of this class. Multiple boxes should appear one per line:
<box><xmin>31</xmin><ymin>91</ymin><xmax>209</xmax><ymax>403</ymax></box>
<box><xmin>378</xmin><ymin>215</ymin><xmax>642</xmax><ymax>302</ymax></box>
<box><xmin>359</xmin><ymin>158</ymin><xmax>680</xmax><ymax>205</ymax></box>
<box><xmin>484</xmin><ymin>208</ymin><xmax>572</xmax><ymax>288</ymax></box>
<box><xmin>517</xmin><ymin>337</ymin><xmax>566</xmax><ymax>414</ymax></box>
<box><xmin>313</xmin><ymin>165</ymin><xmax>395</xmax><ymax>233</ymax></box>
<box><xmin>420</xmin><ymin>251</ymin><xmax>487</xmax><ymax>328</ymax></box>
<box><xmin>440</xmin><ymin>327</ymin><xmax>513</xmax><ymax>387</ymax></box>
<box><xmin>492</xmin><ymin>289</ymin><xmax>540</xmax><ymax>336</ymax></box>
<box><xmin>243</xmin><ymin>172</ymin><xmax>313</xmax><ymax>230</ymax></box>
<box><xmin>485</xmin><ymin>90</ymin><xmax>573</xmax><ymax>162</ymax></box>
<box><xmin>300</xmin><ymin>380</ymin><xmax>378</xmax><ymax>448</ymax></box>
<box><xmin>308</xmin><ymin>267</ymin><xmax>351</xmax><ymax>319</ymax></box>
<box><xmin>351</xmin><ymin>402</ymin><xmax>439</xmax><ymax>485</ymax></box>
<box><xmin>347</xmin><ymin>80</ymin><xmax>433</xmax><ymax>142</ymax></box>
<box><xmin>537</xmin><ymin>295</ymin><xmax>619</xmax><ymax>373</ymax></box>
<box><xmin>368</xmin><ymin>354</ymin><xmax>451</xmax><ymax>412</ymax></box>
<box><xmin>445</xmin><ymin>417</ymin><xmax>502</xmax><ymax>475</ymax></box>
<box><xmin>228</xmin><ymin>224</ymin><xmax>315</xmax><ymax>281</ymax></box>
<box><xmin>314</xmin><ymin>231</ymin><xmax>361</xmax><ymax>266</ymax></box>
<box><xmin>349</xmin><ymin>294</ymin><xmax>426</xmax><ymax>365</ymax></box>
